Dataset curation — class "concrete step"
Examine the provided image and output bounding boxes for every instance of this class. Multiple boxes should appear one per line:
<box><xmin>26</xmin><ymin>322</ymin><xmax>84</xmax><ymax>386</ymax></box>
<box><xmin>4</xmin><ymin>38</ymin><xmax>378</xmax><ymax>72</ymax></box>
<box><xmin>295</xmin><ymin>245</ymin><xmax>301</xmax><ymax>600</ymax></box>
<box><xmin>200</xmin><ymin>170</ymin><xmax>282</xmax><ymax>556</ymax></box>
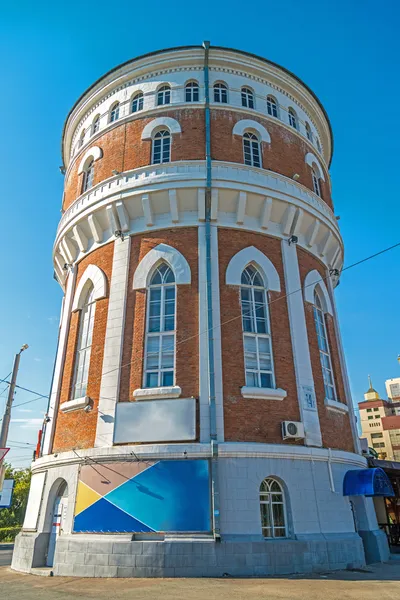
<box><xmin>30</xmin><ymin>567</ymin><xmax>54</xmax><ymax>577</ymax></box>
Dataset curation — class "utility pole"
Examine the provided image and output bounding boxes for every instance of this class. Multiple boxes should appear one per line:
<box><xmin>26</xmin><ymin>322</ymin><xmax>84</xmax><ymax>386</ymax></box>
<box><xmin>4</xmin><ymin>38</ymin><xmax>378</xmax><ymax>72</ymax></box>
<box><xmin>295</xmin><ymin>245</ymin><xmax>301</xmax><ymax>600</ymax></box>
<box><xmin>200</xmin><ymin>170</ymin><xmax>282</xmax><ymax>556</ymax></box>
<box><xmin>0</xmin><ymin>344</ymin><xmax>29</xmax><ymax>449</ymax></box>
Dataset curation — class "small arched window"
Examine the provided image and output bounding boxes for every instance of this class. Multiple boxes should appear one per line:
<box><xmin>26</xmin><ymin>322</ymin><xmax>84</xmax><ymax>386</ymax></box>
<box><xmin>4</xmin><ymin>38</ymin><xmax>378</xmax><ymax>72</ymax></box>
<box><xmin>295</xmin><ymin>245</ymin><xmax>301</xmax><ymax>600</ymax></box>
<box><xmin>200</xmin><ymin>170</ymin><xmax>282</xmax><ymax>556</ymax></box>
<box><xmin>313</xmin><ymin>291</ymin><xmax>336</xmax><ymax>401</ymax></box>
<box><xmin>241</xmin><ymin>265</ymin><xmax>275</xmax><ymax>388</ymax></box>
<box><xmin>71</xmin><ymin>285</ymin><xmax>96</xmax><ymax>400</ymax></box>
<box><xmin>288</xmin><ymin>107</ymin><xmax>298</xmax><ymax>129</ymax></box>
<box><xmin>311</xmin><ymin>166</ymin><xmax>322</xmax><ymax>197</ymax></box>
<box><xmin>241</xmin><ymin>87</ymin><xmax>255</xmax><ymax>109</ymax></box>
<box><xmin>305</xmin><ymin>122</ymin><xmax>313</xmax><ymax>142</ymax></box>
<box><xmin>266</xmin><ymin>95</ymin><xmax>278</xmax><ymax>118</ymax></box>
<box><xmin>243</xmin><ymin>132</ymin><xmax>261</xmax><ymax>168</ymax></box>
<box><xmin>82</xmin><ymin>159</ymin><xmax>94</xmax><ymax>193</ymax></box>
<box><xmin>152</xmin><ymin>129</ymin><xmax>171</xmax><ymax>164</ymax></box>
<box><xmin>110</xmin><ymin>102</ymin><xmax>120</xmax><ymax>123</ymax></box>
<box><xmin>260</xmin><ymin>478</ymin><xmax>287</xmax><ymax>538</ymax></box>
<box><xmin>131</xmin><ymin>92</ymin><xmax>144</xmax><ymax>113</ymax></box>
<box><xmin>92</xmin><ymin>116</ymin><xmax>100</xmax><ymax>135</ymax></box>
<box><xmin>185</xmin><ymin>81</ymin><xmax>199</xmax><ymax>102</ymax></box>
<box><xmin>78</xmin><ymin>130</ymin><xmax>85</xmax><ymax>148</ymax></box>
<box><xmin>214</xmin><ymin>82</ymin><xmax>228</xmax><ymax>103</ymax></box>
<box><xmin>157</xmin><ymin>85</ymin><xmax>171</xmax><ymax>106</ymax></box>
<box><xmin>145</xmin><ymin>264</ymin><xmax>176</xmax><ymax>388</ymax></box>
<box><xmin>316</xmin><ymin>138</ymin><xmax>322</xmax><ymax>153</ymax></box>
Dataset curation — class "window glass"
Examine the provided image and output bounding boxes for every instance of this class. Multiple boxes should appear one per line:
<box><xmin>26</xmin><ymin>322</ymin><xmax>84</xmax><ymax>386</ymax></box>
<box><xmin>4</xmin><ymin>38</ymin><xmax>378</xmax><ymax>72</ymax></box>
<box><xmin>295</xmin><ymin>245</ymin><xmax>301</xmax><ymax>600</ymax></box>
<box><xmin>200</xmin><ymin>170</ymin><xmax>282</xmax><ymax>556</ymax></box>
<box><xmin>157</xmin><ymin>85</ymin><xmax>171</xmax><ymax>106</ymax></box>
<box><xmin>243</xmin><ymin>132</ymin><xmax>261</xmax><ymax>168</ymax></box>
<box><xmin>131</xmin><ymin>92</ymin><xmax>144</xmax><ymax>113</ymax></box>
<box><xmin>71</xmin><ymin>287</ymin><xmax>96</xmax><ymax>399</ymax></box>
<box><xmin>288</xmin><ymin>108</ymin><xmax>297</xmax><ymax>129</ymax></box>
<box><xmin>185</xmin><ymin>82</ymin><xmax>199</xmax><ymax>102</ymax></box>
<box><xmin>82</xmin><ymin>160</ymin><xmax>94</xmax><ymax>193</ymax></box>
<box><xmin>152</xmin><ymin>130</ymin><xmax>171</xmax><ymax>164</ymax></box>
<box><xmin>266</xmin><ymin>95</ymin><xmax>278</xmax><ymax>118</ymax></box>
<box><xmin>313</xmin><ymin>291</ymin><xmax>337</xmax><ymax>402</ymax></box>
<box><xmin>260</xmin><ymin>478</ymin><xmax>287</xmax><ymax>538</ymax></box>
<box><xmin>110</xmin><ymin>102</ymin><xmax>120</xmax><ymax>122</ymax></box>
<box><xmin>214</xmin><ymin>83</ymin><xmax>228</xmax><ymax>103</ymax></box>
<box><xmin>241</xmin><ymin>87</ymin><xmax>254</xmax><ymax>109</ymax></box>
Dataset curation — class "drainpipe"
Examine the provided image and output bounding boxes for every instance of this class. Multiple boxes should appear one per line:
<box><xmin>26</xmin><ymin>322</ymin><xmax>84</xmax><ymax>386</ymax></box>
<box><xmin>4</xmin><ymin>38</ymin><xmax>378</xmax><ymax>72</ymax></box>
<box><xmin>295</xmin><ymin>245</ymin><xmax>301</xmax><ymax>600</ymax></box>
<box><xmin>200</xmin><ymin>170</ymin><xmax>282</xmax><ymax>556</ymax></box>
<box><xmin>203</xmin><ymin>40</ymin><xmax>221</xmax><ymax>540</ymax></box>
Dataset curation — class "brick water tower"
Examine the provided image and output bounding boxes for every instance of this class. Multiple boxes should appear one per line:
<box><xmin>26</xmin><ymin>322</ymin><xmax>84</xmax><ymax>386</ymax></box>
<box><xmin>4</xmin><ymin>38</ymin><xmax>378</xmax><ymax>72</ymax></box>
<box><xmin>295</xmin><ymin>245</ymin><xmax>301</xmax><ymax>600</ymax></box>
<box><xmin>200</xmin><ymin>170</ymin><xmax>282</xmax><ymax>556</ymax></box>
<box><xmin>12</xmin><ymin>44</ymin><xmax>389</xmax><ymax>576</ymax></box>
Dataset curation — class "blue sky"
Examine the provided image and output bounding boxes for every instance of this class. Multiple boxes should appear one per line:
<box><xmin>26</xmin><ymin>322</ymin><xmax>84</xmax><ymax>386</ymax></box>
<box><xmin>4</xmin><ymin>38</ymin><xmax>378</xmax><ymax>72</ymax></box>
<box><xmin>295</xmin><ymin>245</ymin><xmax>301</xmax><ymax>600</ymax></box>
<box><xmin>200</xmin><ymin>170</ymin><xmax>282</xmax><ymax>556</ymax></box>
<box><xmin>0</xmin><ymin>0</ymin><xmax>399</xmax><ymax>467</ymax></box>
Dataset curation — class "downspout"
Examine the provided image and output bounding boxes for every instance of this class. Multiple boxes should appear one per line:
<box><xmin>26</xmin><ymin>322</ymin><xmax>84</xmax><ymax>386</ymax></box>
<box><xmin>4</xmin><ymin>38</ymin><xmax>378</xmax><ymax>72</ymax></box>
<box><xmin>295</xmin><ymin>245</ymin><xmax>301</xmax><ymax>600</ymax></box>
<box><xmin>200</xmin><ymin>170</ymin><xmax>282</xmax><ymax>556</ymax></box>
<box><xmin>203</xmin><ymin>40</ymin><xmax>221</xmax><ymax>540</ymax></box>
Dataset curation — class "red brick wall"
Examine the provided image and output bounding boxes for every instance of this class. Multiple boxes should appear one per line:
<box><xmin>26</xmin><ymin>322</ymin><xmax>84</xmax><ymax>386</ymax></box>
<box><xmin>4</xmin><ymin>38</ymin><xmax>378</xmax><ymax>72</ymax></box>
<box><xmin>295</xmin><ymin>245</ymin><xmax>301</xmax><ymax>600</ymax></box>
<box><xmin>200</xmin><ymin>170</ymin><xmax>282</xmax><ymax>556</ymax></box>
<box><xmin>297</xmin><ymin>247</ymin><xmax>354</xmax><ymax>452</ymax></box>
<box><xmin>52</xmin><ymin>243</ymin><xmax>114</xmax><ymax>452</ymax></box>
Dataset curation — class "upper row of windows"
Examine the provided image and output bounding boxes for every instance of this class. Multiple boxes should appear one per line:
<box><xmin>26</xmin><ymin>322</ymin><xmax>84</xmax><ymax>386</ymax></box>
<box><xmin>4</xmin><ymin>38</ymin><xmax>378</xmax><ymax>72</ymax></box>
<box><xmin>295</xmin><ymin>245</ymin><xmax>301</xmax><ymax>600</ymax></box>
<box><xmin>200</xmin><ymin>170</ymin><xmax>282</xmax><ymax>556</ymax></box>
<box><xmin>76</xmin><ymin>81</ymin><xmax>321</xmax><ymax>154</ymax></box>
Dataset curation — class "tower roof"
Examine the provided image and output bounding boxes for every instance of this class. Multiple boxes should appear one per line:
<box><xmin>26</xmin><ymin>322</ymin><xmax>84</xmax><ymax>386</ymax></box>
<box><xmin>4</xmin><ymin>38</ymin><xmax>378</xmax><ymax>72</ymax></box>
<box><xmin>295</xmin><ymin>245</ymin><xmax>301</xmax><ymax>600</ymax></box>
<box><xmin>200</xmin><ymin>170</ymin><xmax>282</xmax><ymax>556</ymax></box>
<box><xmin>364</xmin><ymin>375</ymin><xmax>380</xmax><ymax>401</ymax></box>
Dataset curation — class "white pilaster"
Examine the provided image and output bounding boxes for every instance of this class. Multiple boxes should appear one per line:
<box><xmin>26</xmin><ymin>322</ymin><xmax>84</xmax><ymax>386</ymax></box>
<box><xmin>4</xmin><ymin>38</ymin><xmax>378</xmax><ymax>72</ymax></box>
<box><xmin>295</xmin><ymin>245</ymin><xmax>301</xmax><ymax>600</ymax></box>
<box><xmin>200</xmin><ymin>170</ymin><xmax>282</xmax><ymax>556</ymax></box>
<box><xmin>95</xmin><ymin>237</ymin><xmax>131</xmax><ymax>447</ymax></box>
<box><xmin>281</xmin><ymin>240</ymin><xmax>322</xmax><ymax>447</ymax></box>
<box><xmin>42</xmin><ymin>268</ymin><xmax>77</xmax><ymax>455</ymax></box>
<box><xmin>198</xmin><ymin>225</ymin><xmax>210</xmax><ymax>441</ymax></box>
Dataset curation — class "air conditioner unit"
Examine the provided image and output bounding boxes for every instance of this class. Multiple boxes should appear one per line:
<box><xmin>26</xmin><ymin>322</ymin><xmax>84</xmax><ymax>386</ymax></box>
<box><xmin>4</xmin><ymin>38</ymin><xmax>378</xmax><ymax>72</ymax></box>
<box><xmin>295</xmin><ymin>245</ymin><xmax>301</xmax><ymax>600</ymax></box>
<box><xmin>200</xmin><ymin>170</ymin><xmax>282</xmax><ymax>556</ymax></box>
<box><xmin>282</xmin><ymin>421</ymin><xmax>305</xmax><ymax>440</ymax></box>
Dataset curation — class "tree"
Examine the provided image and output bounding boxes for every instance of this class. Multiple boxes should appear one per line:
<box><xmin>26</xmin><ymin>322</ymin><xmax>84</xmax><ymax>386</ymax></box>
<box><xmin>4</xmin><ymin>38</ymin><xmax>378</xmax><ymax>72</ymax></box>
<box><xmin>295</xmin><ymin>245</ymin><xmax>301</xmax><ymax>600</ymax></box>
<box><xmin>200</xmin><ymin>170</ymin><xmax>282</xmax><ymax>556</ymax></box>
<box><xmin>0</xmin><ymin>463</ymin><xmax>31</xmax><ymax>528</ymax></box>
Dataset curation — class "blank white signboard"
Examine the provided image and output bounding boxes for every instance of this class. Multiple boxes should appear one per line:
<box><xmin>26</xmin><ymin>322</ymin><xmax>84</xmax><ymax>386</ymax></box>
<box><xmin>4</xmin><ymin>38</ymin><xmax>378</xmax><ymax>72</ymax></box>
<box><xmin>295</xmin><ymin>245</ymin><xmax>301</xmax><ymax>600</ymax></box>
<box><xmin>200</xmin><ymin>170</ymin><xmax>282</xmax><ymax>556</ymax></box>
<box><xmin>0</xmin><ymin>479</ymin><xmax>14</xmax><ymax>508</ymax></box>
<box><xmin>23</xmin><ymin>471</ymin><xmax>47</xmax><ymax>530</ymax></box>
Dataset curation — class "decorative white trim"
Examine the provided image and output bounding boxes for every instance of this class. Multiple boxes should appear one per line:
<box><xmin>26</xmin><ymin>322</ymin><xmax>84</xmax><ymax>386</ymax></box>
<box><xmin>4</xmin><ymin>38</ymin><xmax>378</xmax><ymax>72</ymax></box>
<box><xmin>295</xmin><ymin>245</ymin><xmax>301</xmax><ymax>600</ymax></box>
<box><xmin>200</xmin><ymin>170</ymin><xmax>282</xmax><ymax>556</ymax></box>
<box><xmin>325</xmin><ymin>398</ymin><xmax>349</xmax><ymax>413</ymax></box>
<box><xmin>59</xmin><ymin>396</ymin><xmax>90</xmax><ymax>413</ymax></box>
<box><xmin>72</xmin><ymin>264</ymin><xmax>107</xmax><ymax>312</ymax></box>
<box><xmin>141</xmin><ymin>117</ymin><xmax>182</xmax><ymax>140</ymax></box>
<box><xmin>225</xmin><ymin>246</ymin><xmax>281</xmax><ymax>292</ymax></box>
<box><xmin>77</xmin><ymin>146</ymin><xmax>103</xmax><ymax>174</ymax></box>
<box><xmin>132</xmin><ymin>386</ymin><xmax>182</xmax><ymax>401</ymax></box>
<box><xmin>241</xmin><ymin>386</ymin><xmax>287</xmax><ymax>400</ymax></box>
<box><xmin>303</xmin><ymin>269</ymin><xmax>333</xmax><ymax>315</ymax></box>
<box><xmin>305</xmin><ymin>152</ymin><xmax>325</xmax><ymax>181</ymax></box>
<box><xmin>232</xmin><ymin>119</ymin><xmax>271</xmax><ymax>143</ymax></box>
<box><xmin>133</xmin><ymin>243</ymin><xmax>191</xmax><ymax>289</ymax></box>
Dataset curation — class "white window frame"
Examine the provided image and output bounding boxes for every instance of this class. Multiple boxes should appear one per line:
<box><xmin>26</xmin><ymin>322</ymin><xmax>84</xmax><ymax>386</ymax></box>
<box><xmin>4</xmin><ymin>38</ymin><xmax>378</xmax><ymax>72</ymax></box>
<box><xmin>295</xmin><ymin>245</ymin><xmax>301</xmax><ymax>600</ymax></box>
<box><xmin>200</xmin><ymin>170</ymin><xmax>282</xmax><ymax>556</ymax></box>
<box><xmin>243</xmin><ymin>132</ymin><xmax>261</xmax><ymax>168</ymax></box>
<box><xmin>144</xmin><ymin>264</ymin><xmax>176</xmax><ymax>389</ymax></box>
<box><xmin>82</xmin><ymin>160</ymin><xmax>94</xmax><ymax>193</ymax></box>
<box><xmin>78</xmin><ymin>130</ymin><xmax>85</xmax><ymax>148</ymax></box>
<box><xmin>241</xmin><ymin>266</ymin><xmax>275</xmax><ymax>389</ymax></box>
<box><xmin>260</xmin><ymin>478</ymin><xmax>288</xmax><ymax>539</ymax></box>
<box><xmin>241</xmin><ymin>87</ymin><xmax>255</xmax><ymax>109</ymax></box>
<box><xmin>152</xmin><ymin>129</ymin><xmax>171</xmax><ymax>164</ymax></box>
<box><xmin>110</xmin><ymin>102</ymin><xmax>120</xmax><ymax>123</ymax></box>
<box><xmin>185</xmin><ymin>81</ymin><xmax>199</xmax><ymax>102</ymax></box>
<box><xmin>266</xmin><ymin>95</ymin><xmax>278</xmax><ymax>118</ymax></box>
<box><xmin>71</xmin><ymin>287</ymin><xmax>96</xmax><ymax>400</ymax></box>
<box><xmin>92</xmin><ymin>116</ymin><xmax>100</xmax><ymax>135</ymax></box>
<box><xmin>214</xmin><ymin>82</ymin><xmax>228</xmax><ymax>103</ymax></box>
<box><xmin>288</xmin><ymin>108</ymin><xmax>298</xmax><ymax>129</ymax></box>
<box><xmin>305</xmin><ymin>122</ymin><xmax>313</xmax><ymax>142</ymax></box>
<box><xmin>131</xmin><ymin>92</ymin><xmax>144</xmax><ymax>113</ymax></box>
<box><xmin>313</xmin><ymin>291</ymin><xmax>337</xmax><ymax>402</ymax></box>
<box><xmin>157</xmin><ymin>85</ymin><xmax>171</xmax><ymax>106</ymax></box>
<box><xmin>312</xmin><ymin>167</ymin><xmax>321</xmax><ymax>197</ymax></box>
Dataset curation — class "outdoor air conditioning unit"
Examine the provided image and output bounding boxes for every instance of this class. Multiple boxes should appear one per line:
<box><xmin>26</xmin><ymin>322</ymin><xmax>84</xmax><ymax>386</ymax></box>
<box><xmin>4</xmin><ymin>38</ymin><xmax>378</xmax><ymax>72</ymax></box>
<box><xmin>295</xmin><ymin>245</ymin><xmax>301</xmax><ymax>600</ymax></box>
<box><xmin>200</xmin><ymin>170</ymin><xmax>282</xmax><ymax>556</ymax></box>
<box><xmin>282</xmin><ymin>421</ymin><xmax>305</xmax><ymax>440</ymax></box>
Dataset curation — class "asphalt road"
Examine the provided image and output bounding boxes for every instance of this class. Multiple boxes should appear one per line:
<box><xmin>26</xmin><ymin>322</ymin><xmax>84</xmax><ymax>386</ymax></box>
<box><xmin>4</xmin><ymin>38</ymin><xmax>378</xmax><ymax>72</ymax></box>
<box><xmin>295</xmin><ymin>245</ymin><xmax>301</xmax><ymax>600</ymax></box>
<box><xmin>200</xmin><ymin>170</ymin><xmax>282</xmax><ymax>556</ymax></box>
<box><xmin>1</xmin><ymin>560</ymin><xmax>400</xmax><ymax>600</ymax></box>
<box><xmin>0</xmin><ymin>544</ymin><xmax>13</xmax><ymax>567</ymax></box>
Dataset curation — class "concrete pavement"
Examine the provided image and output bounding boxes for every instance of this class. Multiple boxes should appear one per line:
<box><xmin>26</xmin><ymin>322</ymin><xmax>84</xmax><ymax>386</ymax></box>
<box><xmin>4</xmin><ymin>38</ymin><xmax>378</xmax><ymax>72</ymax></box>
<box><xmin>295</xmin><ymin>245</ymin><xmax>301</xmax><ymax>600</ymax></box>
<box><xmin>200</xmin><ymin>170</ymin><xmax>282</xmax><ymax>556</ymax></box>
<box><xmin>1</xmin><ymin>560</ymin><xmax>400</xmax><ymax>600</ymax></box>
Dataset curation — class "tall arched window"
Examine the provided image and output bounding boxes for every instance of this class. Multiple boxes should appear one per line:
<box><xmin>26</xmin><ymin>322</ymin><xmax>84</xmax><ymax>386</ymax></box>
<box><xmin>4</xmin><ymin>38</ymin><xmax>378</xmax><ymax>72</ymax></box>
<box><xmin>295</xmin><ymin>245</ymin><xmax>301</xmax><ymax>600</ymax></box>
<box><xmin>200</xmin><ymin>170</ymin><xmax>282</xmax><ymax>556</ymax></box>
<box><xmin>316</xmin><ymin>137</ymin><xmax>322</xmax><ymax>153</ymax></box>
<box><xmin>78</xmin><ymin>130</ymin><xmax>85</xmax><ymax>148</ymax></box>
<box><xmin>185</xmin><ymin>81</ymin><xmax>199</xmax><ymax>102</ymax></box>
<box><xmin>144</xmin><ymin>264</ymin><xmax>176</xmax><ymax>388</ymax></box>
<box><xmin>214</xmin><ymin>82</ymin><xmax>228</xmax><ymax>103</ymax></box>
<box><xmin>110</xmin><ymin>102</ymin><xmax>120</xmax><ymax>122</ymax></box>
<box><xmin>131</xmin><ymin>92</ymin><xmax>144</xmax><ymax>113</ymax></box>
<box><xmin>260</xmin><ymin>478</ymin><xmax>287</xmax><ymax>538</ymax></box>
<box><xmin>92</xmin><ymin>116</ymin><xmax>100</xmax><ymax>135</ymax></box>
<box><xmin>71</xmin><ymin>285</ymin><xmax>96</xmax><ymax>399</ymax></box>
<box><xmin>288</xmin><ymin>107</ymin><xmax>298</xmax><ymax>129</ymax></box>
<box><xmin>82</xmin><ymin>159</ymin><xmax>94</xmax><ymax>193</ymax></box>
<box><xmin>157</xmin><ymin>85</ymin><xmax>171</xmax><ymax>106</ymax></box>
<box><xmin>241</xmin><ymin>87</ymin><xmax>255</xmax><ymax>109</ymax></box>
<box><xmin>313</xmin><ymin>291</ymin><xmax>336</xmax><ymax>402</ymax></box>
<box><xmin>241</xmin><ymin>265</ymin><xmax>275</xmax><ymax>388</ymax></box>
<box><xmin>305</xmin><ymin>122</ymin><xmax>313</xmax><ymax>142</ymax></box>
<box><xmin>243</xmin><ymin>132</ymin><xmax>261</xmax><ymax>168</ymax></box>
<box><xmin>266</xmin><ymin>95</ymin><xmax>278</xmax><ymax>118</ymax></box>
<box><xmin>311</xmin><ymin>166</ymin><xmax>322</xmax><ymax>197</ymax></box>
<box><xmin>152</xmin><ymin>129</ymin><xmax>171</xmax><ymax>164</ymax></box>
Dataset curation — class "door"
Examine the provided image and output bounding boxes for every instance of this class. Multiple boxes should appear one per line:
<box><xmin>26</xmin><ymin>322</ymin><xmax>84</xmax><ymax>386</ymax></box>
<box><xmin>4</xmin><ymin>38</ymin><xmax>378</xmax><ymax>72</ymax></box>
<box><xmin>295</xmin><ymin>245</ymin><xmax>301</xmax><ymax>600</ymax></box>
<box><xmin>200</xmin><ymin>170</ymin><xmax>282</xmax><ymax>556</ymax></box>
<box><xmin>46</xmin><ymin>495</ymin><xmax>67</xmax><ymax>567</ymax></box>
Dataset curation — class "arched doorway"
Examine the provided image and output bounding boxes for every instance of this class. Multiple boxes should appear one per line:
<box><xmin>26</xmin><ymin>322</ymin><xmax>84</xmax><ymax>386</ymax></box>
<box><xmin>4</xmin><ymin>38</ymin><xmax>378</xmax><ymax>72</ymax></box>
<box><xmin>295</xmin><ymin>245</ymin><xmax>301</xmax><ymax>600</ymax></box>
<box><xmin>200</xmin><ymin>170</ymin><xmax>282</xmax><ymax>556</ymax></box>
<box><xmin>46</xmin><ymin>480</ymin><xmax>68</xmax><ymax>567</ymax></box>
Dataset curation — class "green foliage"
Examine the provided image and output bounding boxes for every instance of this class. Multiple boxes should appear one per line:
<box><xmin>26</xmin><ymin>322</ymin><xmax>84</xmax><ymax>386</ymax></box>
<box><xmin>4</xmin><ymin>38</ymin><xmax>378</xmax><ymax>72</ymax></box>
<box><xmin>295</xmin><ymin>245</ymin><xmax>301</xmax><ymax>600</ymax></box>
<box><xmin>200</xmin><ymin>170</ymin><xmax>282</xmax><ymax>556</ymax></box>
<box><xmin>0</xmin><ymin>463</ymin><xmax>31</xmax><ymax>529</ymax></box>
<box><xmin>0</xmin><ymin>526</ymin><xmax>21</xmax><ymax>542</ymax></box>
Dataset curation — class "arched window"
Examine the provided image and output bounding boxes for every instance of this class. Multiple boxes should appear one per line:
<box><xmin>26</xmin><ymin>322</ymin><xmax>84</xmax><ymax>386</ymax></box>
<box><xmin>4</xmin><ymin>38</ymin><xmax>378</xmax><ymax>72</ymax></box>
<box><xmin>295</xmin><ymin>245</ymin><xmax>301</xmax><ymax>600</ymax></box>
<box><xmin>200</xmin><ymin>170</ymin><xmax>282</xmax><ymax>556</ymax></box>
<box><xmin>288</xmin><ymin>107</ymin><xmax>298</xmax><ymax>129</ymax></box>
<box><xmin>214</xmin><ymin>82</ymin><xmax>228</xmax><ymax>103</ymax></box>
<box><xmin>144</xmin><ymin>264</ymin><xmax>176</xmax><ymax>388</ymax></box>
<box><xmin>266</xmin><ymin>95</ymin><xmax>278</xmax><ymax>118</ymax></box>
<box><xmin>241</xmin><ymin>265</ymin><xmax>275</xmax><ymax>388</ymax></box>
<box><xmin>243</xmin><ymin>132</ymin><xmax>261</xmax><ymax>168</ymax></box>
<box><xmin>157</xmin><ymin>85</ymin><xmax>171</xmax><ymax>106</ymax></box>
<box><xmin>110</xmin><ymin>102</ymin><xmax>120</xmax><ymax>123</ymax></box>
<box><xmin>71</xmin><ymin>285</ymin><xmax>96</xmax><ymax>399</ymax></box>
<box><xmin>312</xmin><ymin>166</ymin><xmax>322</xmax><ymax>197</ymax></box>
<box><xmin>316</xmin><ymin>137</ymin><xmax>322</xmax><ymax>153</ymax></box>
<box><xmin>313</xmin><ymin>291</ymin><xmax>336</xmax><ymax>402</ymax></box>
<box><xmin>305</xmin><ymin>122</ymin><xmax>313</xmax><ymax>142</ymax></box>
<box><xmin>260</xmin><ymin>478</ymin><xmax>287</xmax><ymax>538</ymax></box>
<box><xmin>185</xmin><ymin>81</ymin><xmax>199</xmax><ymax>102</ymax></box>
<box><xmin>92</xmin><ymin>116</ymin><xmax>100</xmax><ymax>135</ymax></box>
<box><xmin>241</xmin><ymin>87</ymin><xmax>254</xmax><ymax>109</ymax></box>
<box><xmin>152</xmin><ymin>129</ymin><xmax>171</xmax><ymax>164</ymax></box>
<box><xmin>82</xmin><ymin>159</ymin><xmax>94</xmax><ymax>193</ymax></box>
<box><xmin>131</xmin><ymin>92</ymin><xmax>144</xmax><ymax>113</ymax></box>
<box><xmin>78</xmin><ymin>130</ymin><xmax>85</xmax><ymax>148</ymax></box>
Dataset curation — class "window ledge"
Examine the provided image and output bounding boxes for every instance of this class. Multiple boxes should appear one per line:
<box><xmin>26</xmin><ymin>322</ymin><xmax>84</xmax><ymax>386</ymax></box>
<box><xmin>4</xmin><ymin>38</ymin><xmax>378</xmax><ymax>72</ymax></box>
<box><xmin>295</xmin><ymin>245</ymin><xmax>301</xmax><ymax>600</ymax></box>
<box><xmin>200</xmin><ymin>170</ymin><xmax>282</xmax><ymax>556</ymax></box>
<box><xmin>133</xmin><ymin>386</ymin><xmax>182</xmax><ymax>401</ymax></box>
<box><xmin>325</xmin><ymin>398</ymin><xmax>349</xmax><ymax>413</ymax></box>
<box><xmin>241</xmin><ymin>386</ymin><xmax>287</xmax><ymax>401</ymax></box>
<box><xmin>60</xmin><ymin>396</ymin><xmax>90</xmax><ymax>413</ymax></box>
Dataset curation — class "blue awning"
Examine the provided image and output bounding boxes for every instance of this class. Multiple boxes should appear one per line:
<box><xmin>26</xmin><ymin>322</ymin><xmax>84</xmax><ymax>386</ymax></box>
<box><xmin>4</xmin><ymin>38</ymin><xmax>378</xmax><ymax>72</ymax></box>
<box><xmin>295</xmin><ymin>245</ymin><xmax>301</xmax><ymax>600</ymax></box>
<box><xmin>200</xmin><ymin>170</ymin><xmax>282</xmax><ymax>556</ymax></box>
<box><xmin>343</xmin><ymin>467</ymin><xmax>394</xmax><ymax>497</ymax></box>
